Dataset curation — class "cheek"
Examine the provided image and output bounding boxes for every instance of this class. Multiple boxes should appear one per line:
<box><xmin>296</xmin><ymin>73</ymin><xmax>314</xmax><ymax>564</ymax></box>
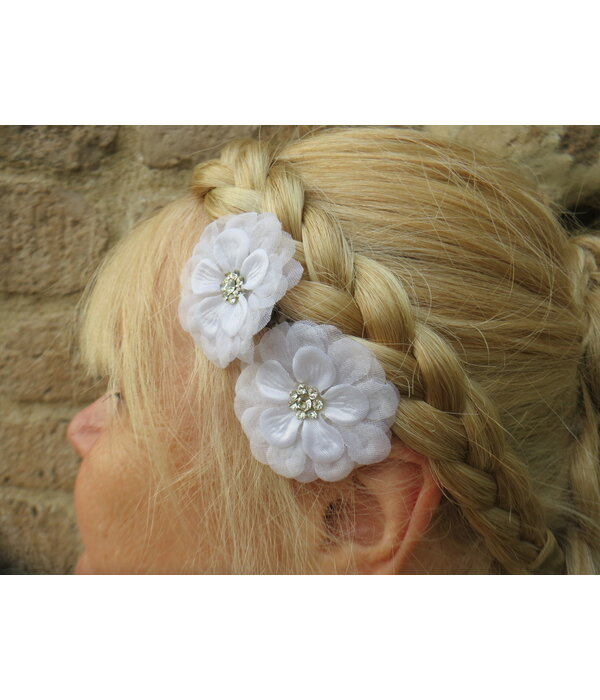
<box><xmin>74</xmin><ymin>435</ymin><xmax>209</xmax><ymax>574</ymax></box>
<box><xmin>74</xmin><ymin>443</ymin><xmax>148</xmax><ymax>572</ymax></box>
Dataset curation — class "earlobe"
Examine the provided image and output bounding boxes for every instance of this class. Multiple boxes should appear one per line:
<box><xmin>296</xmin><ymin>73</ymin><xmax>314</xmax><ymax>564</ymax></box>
<box><xmin>318</xmin><ymin>441</ymin><xmax>442</xmax><ymax>574</ymax></box>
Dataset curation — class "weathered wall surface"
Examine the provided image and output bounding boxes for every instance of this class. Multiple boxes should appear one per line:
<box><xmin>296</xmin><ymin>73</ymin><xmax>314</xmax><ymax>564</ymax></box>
<box><xmin>1</xmin><ymin>125</ymin><xmax>599</xmax><ymax>574</ymax></box>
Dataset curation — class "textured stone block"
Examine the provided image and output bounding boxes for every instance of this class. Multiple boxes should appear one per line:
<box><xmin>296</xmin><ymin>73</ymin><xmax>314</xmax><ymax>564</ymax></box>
<box><xmin>0</xmin><ymin>125</ymin><xmax>118</xmax><ymax>171</ymax></box>
<box><xmin>0</xmin><ymin>402</ymin><xmax>80</xmax><ymax>492</ymax></box>
<box><xmin>0</xmin><ymin>486</ymin><xmax>81</xmax><ymax>574</ymax></box>
<box><xmin>0</xmin><ymin>311</ymin><xmax>105</xmax><ymax>403</ymax></box>
<box><xmin>139</xmin><ymin>125</ymin><xmax>258</xmax><ymax>169</ymax></box>
<box><xmin>557</xmin><ymin>126</ymin><xmax>600</xmax><ymax>166</ymax></box>
<box><xmin>423</xmin><ymin>125</ymin><xmax>600</xmax><ymax>207</ymax></box>
<box><xmin>0</xmin><ymin>183</ymin><xmax>109</xmax><ymax>294</ymax></box>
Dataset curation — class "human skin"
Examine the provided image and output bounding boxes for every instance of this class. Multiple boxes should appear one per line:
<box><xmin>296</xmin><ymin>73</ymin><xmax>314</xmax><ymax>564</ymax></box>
<box><xmin>68</xmin><ymin>393</ymin><xmax>206</xmax><ymax>574</ymax></box>
<box><xmin>68</xmin><ymin>389</ymin><xmax>443</xmax><ymax>574</ymax></box>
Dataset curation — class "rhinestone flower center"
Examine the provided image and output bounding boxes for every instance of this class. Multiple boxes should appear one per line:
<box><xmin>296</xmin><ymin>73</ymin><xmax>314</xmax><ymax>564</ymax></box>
<box><xmin>289</xmin><ymin>383</ymin><xmax>325</xmax><ymax>420</ymax></box>
<box><xmin>220</xmin><ymin>271</ymin><xmax>245</xmax><ymax>304</ymax></box>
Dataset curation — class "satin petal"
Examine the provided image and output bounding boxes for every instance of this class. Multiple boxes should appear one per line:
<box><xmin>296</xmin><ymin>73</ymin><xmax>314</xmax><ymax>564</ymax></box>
<box><xmin>301</xmin><ymin>418</ymin><xmax>345</xmax><ymax>464</ymax></box>
<box><xmin>194</xmin><ymin>295</ymin><xmax>227</xmax><ymax>338</ymax></box>
<box><xmin>260</xmin><ymin>406</ymin><xmax>301</xmax><ymax>448</ymax></box>
<box><xmin>321</xmin><ymin>384</ymin><xmax>370</xmax><ymax>426</ymax></box>
<box><xmin>213</xmin><ymin>229</ymin><xmax>250</xmax><ymax>271</ymax></box>
<box><xmin>220</xmin><ymin>294</ymin><xmax>248</xmax><ymax>336</ymax></box>
<box><xmin>255</xmin><ymin>360</ymin><xmax>293</xmax><ymax>402</ymax></box>
<box><xmin>240</xmin><ymin>248</ymin><xmax>269</xmax><ymax>290</ymax></box>
<box><xmin>191</xmin><ymin>258</ymin><xmax>223</xmax><ymax>296</ymax></box>
<box><xmin>292</xmin><ymin>346</ymin><xmax>336</xmax><ymax>391</ymax></box>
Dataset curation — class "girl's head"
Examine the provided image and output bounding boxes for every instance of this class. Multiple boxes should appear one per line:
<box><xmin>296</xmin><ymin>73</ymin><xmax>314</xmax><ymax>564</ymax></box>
<box><xmin>67</xmin><ymin>127</ymin><xmax>600</xmax><ymax>574</ymax></box>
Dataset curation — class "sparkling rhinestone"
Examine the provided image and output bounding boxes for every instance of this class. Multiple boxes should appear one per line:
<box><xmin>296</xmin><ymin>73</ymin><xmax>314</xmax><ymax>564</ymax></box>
<box><xmin>289</xmin><ymin>383</ymin><xmax>325</xmax><ymax>420</ymax></box>
<box><xmin>220</xmin><ymin>271</ymin><xmax>245</xmax><ymax>304</ymax></box>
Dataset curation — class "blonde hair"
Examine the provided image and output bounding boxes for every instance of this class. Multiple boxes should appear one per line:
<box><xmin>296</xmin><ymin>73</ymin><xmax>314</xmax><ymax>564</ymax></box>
<box><xmin>79</xmin><ymin>127</ymin><xmax>600</xmax><ymax>574</ymax></box>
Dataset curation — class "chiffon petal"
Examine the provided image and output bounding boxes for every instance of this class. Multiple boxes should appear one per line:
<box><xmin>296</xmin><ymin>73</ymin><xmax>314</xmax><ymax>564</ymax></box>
<box><xmin>224</xmin><ymin>212</ymin><xmax>258</xmax><ymax>233</ymax></box>
<box><xmin>266</xmin><ymin>443</ymin><xmax>307</xmax><ymax>479</ymax></box>
<box><xmin>339</xmin><ymin>423</ymin><xmax>391</xmax><ymax>464</ymax></box>
<box><xmin>314</xmin><ymin>452</ymin><xmax>355</xmax><ymax>482</ymax></box>
<box><xmin>294</xmin><ymin>461</ymin><xmax>318</xmax><ymax>483</ymax></box>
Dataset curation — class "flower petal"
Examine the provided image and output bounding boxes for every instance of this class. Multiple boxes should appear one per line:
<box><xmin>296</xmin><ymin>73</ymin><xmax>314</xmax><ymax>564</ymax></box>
<box><xmin>249</xmin><ymin>437</ymin><xmax>268</xmax><ymax>465</ymax></box>
<box><xmin>266</xmin><ymin>443</ymin><xmax>307</xmax><ymax>479</ymax></box>
<box><xmin>213</xmin><ymin>228</ymin><xmax>250</xmax><ymax>272</ymax></box>
<box><xmin>260</xmin><ymin>406</ymin><xmax>301</xmax><ymax>448</ymax></box>
<box><xmin>257</xmin><ymin>323</ymin><xmax>293</xmax><ymax>373</ymax></box>
<box><xmin>321</xmin><ymin>383</ymin><xmax>370</xmax><ymax>426</ymax></box>
<box><xmin>314</xmin><ymin>452</ymin><xmax>355</xmax><ymax>482</ymax></box>
<box><xmin>256</xmin><ymin>360</ymin><xmax>293</xmax><ymax>402</ymax></box>
<box><xmin>199</xmin><ymin>332</ymin><xmax>240</xmax><ymax>368</ymax></box>
<box><xmin>250</xmin><ymin>213</ymin><xmax>281</xmax><ymax>252</ymax></box>
<box><xmin>239</xmin><ymin>405</ymin><xmax>262</xmax><ymax>435</ymax></box>
<box><xmin>292</xmin><ymin>346</ymin><xmax>337</xmax><ymax>391</ymax></box>
<box><xmin>295</xmin><ymin>460</ymin><xmax>318</xmax><ymax>483</ymax></box>
<box><xmin>224</xmin><ymin>212</ymin><xmax>258</xmax><ymax>232</ymax></box>
<box><xmin>354</xmin><ymin>379</ymin><xmax>400</xmax><ymax>424</ymax></box>
<box><xmin>339</xmin><ymin>423</ymin><xmax>391</xmax><ymax>464</ymax></box>
<box><xmin>282</xmin><ymin>258</ymin><xmax>303</xmax><ymax>290</ymax></box>
<box><xmin>327</xmin><ymin>337</ymin><xmax>384</xmax><ymax>384</ymax></box>
<box><xmin>301</xmin><ymin>418</ymin><xmax>345</xmax><ymax>464</ymax></box>
<box><xmin>240</xmin><ymin>248</ymin><xmax>269</xmax><ymax>290</ymax></box>
<box><xmin>191</xmin><ymin>258</ymin><xmax>223</xmax><ymax>296</ymax></box>
<box><xmin>220</xmin><ymin>294</ymin><xmax>248</xmax><ymax>336</ymax></box>
<box><xmin>246</xmin><ymin>295</ymin><xmax>272</xmax><ymax>335</ymax></box>
<box><xmin>286</xmin><ymin>321</ymin><xmax>329</xmax><ymax>356</ymax></box>
<box><xmin>178</xmin><ymin>291</ymin><xmax>195</xmax><ymax>332</ymax></box>
<box><xmin>194</xmin><ymin>295</ymin><xmax>227</xmax><ymax>338</ymax></box>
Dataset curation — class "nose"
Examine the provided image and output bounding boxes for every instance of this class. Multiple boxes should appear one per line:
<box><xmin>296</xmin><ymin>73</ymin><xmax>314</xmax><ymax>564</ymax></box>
<box><xmin>67</xmin><ymin>395</ymin><xmax>111</xmax><ymax>458</ymax></box>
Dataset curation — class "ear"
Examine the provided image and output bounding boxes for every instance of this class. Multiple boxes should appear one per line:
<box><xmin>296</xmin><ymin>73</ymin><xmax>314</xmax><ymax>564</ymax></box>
<box><xmin>317</xmin><ymin>439</ymin><xmax>442</xmax><ymax>574</ymax></box>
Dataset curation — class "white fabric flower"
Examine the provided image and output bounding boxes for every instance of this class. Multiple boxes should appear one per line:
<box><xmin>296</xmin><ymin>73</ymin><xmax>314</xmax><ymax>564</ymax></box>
<box><xmin>179</xmin><ymin>212</ymin><xmax>303</xmax><ymax>368</ymax></box>
<box><xmin>234</xmin><ymin>321</ymin><xmax>400</xmax><ymax>482</ymax></box>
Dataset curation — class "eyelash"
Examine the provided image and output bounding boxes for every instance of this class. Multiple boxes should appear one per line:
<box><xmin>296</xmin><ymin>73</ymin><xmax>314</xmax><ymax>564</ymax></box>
<box><xmin>110</xmin><ymin>391</ymin><xmax>124</xmax><ymax>410</ymax></box>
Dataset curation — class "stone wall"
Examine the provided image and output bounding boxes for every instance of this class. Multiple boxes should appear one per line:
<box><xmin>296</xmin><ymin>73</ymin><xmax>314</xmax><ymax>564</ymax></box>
<box><xmin>1</xmin><ymin>125</ymin><xmax>599</xmax><ymax>574</ymax></box>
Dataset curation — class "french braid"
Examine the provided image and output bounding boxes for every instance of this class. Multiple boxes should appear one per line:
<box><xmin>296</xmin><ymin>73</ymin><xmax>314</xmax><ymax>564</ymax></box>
<box><xmin>565</xmin><ymin>234</ymin><xmax>600</xmax><ymax>573</ymax></box>
<box><xmin>191</xmin><ymin>130</ymin><xmax>592</xmax><ymax>574</ymax></box>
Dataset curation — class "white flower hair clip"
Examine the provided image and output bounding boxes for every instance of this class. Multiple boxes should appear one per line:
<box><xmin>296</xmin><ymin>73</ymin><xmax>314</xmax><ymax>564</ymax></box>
<box><xmin>179</xmin><ymin>212</ymin><xmax>400</xmax><ymax>482</ymax></box>
<box><xmin>179</xmin><ymin>212</ymin><xmax>303</xmax><ymax>367</ymax></box>
<box><xmin>234</xmin><ymin>321</ymin><xmax>400</xmax><ymax>482</ymax></box>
